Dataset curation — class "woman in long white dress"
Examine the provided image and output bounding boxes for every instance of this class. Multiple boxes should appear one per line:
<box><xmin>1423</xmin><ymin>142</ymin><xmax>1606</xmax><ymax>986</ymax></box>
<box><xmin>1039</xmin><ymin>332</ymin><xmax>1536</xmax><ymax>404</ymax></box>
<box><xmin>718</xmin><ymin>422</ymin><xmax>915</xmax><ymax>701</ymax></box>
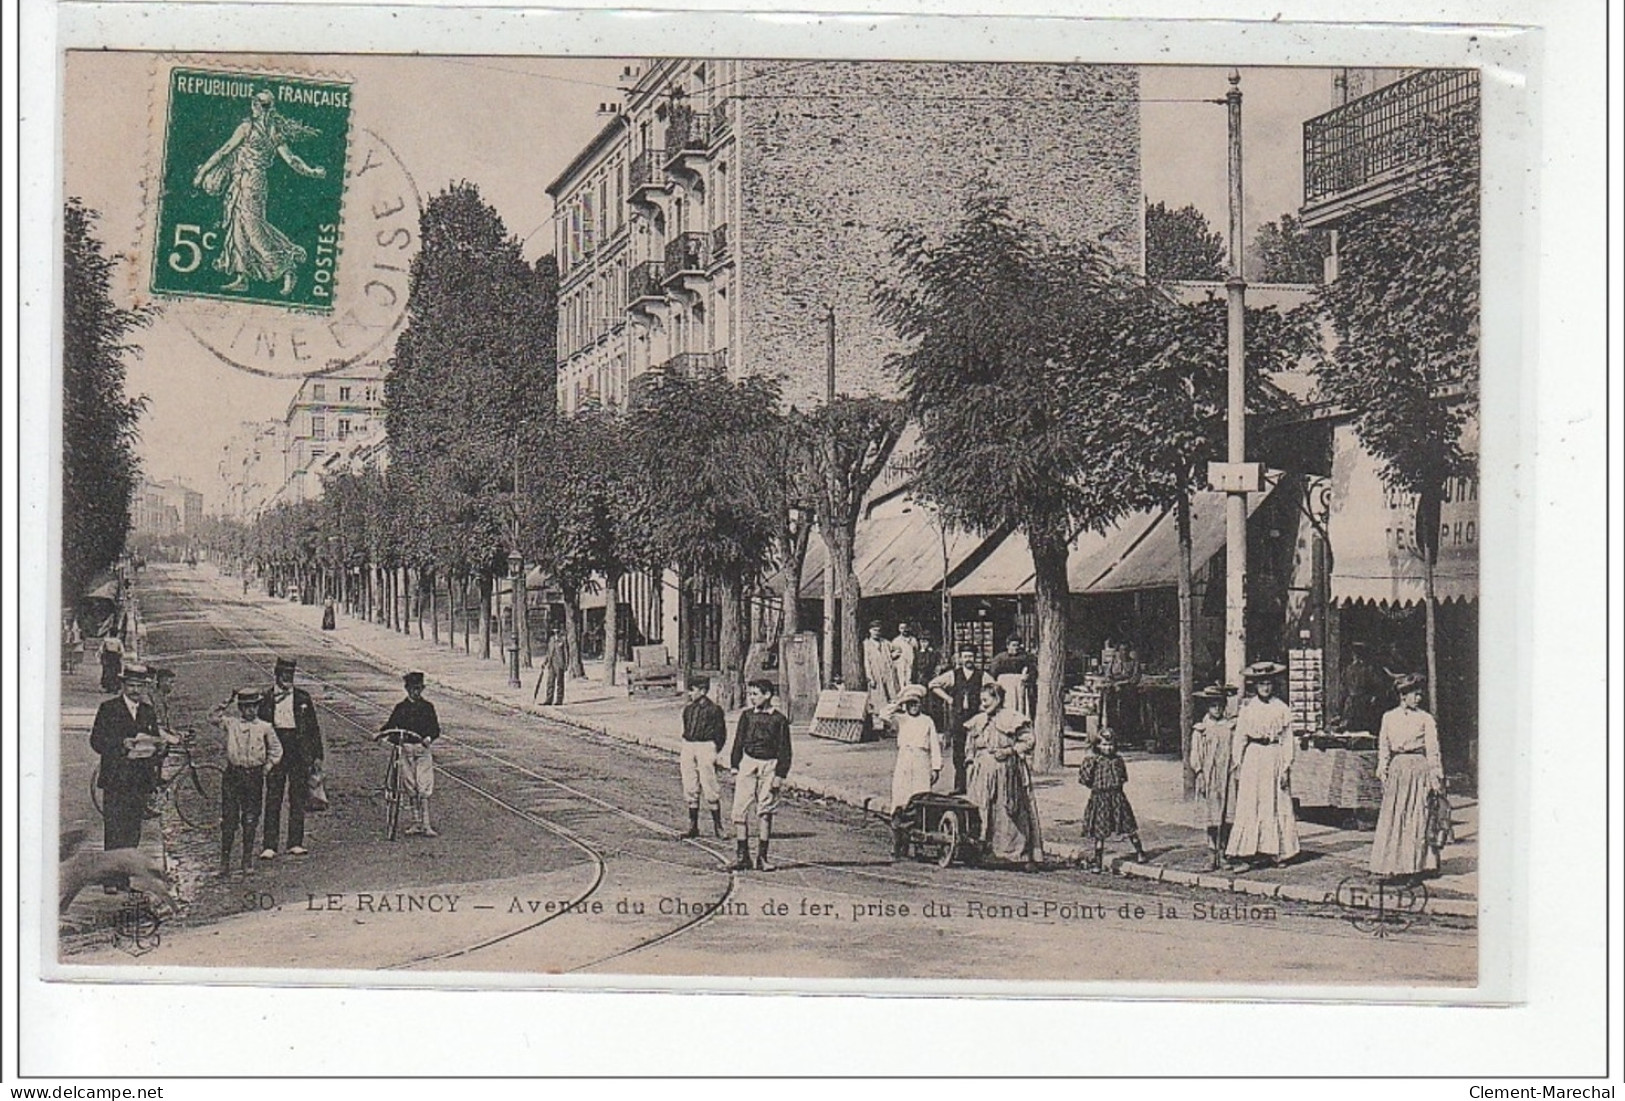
<box><xmin>192</xmin><ymin>91</ymin><xmax>328</xmax><ymax>295</ymax></box>
<box><xmin>1225</xmin><ymin>661</ymin><xmax>1300</xmax><ymax>868</ymax></box>
<box><xmin>1369</xmin><ymin>674</ymin><xmax>1445</xmax><ymax>882</ymax></box>
<box><xmin>881</xmin><ymin>684</ymin><xmax>942</xmax><ymax>858</ymax></box>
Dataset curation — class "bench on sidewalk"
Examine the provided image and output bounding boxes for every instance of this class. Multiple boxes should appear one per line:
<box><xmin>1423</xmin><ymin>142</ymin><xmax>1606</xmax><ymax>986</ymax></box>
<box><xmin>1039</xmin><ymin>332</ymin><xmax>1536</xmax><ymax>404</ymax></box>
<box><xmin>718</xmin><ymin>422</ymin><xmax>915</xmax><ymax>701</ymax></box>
<box><xmin>626</xmin><ymin>645</ymin><xmax>680</xmax><ymax>696</ymax></box>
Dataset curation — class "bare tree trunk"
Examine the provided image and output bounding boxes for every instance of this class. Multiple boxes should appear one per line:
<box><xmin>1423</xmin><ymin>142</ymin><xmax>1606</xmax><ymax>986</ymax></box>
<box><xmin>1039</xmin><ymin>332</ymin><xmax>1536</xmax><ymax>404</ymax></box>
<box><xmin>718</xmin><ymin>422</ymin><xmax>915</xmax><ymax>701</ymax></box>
<box><xmin>1029</xmin><ymin>528</ymin><xmax>1071</xmax><ymax>773</ymax></box>
<box><xmin>416</xmin><ymin>569</ymin><xmax>425</xmax><ymax>639</ymax></box>
<box><xmin>428</xmin><ymin>570</ymin><xmax>439</xmax><ymax>645</ymax></box>
<box><xmin>1424</xmin><ymin>553</ymin><xmax>1440</xmax><ymax>717</ymax></box>
<box><xmin>782</xmin><ymin>527</ymin><xmax>809</xmax><ymax>637</ymax></box>
<box><xmin>836</xmin><ymin>522</ymin><xmax>863</xmax><ymax>690</ymax></box>
<box><xmin>462</xmin><ymin>575</ymin><xmax>471</xmax><ymax>654</ymax></box>
<box><xmin>717</xmin><ymin>573</ymin><xmax>746</xmax><ymax>711</ymax></box>
<box><xmin>479</xmin><ymin>571</ymin><xmax>493</xmax><ymax>660</ymax></box>
<box><xmin>677</xmin><ymin>568</ymin><xmax>692</xmax><ymax>685</ymax></box>
<box><xmin>603</xmin><ymin>567</ymin><xmax>623</xmax><ymax>686</ymax></box>
<box><xmin>1177</xmin><ymin>492</ymin><xmax>1197</xmax><ymax>800</ymax></box>
<box><xmin>565</xmin><ymin>590</ymin><xmax>585</xmax><ymax>678</ymax></box>
<box><xmin>519</xmin><ymin>564</ymin><xmax>532</xmax><ymax>670</ymax></box>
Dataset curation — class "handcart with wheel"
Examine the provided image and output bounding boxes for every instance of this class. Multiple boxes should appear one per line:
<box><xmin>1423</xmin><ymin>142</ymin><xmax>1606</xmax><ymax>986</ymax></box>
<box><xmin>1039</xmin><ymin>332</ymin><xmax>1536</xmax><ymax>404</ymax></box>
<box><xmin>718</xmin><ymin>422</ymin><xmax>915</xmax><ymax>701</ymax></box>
<box><xmin>898</xmin><ymin>792</ymin><xmax>988</xmax><ymax>868</ymax></box>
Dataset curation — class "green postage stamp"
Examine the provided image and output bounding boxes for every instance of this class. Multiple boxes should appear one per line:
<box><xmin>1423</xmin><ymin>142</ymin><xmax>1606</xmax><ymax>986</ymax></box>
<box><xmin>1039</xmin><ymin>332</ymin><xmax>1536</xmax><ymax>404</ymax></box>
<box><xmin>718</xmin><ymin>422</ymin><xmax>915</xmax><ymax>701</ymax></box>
<box><xmin>151</xmin><ymin>68</ymin><xmax>352</xmax><ymax>312</ymax></box>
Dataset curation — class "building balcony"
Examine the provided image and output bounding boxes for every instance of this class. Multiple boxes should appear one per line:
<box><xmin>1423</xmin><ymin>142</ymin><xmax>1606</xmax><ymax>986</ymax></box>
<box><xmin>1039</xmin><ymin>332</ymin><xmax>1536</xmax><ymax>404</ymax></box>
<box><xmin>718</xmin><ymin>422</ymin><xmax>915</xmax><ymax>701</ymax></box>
<box><xmin>663</xmin><ymin>104</ymin><xmax>711</xmax><ymax>182</ymax></box>
<box><xmin>1301</xmin><ymin>68</ymin><xmax>1479</xmax><ymax>228</ymax></box>
<box><xmin>660</xmin><ymin>350</ymin><xmax>727</xmax><ymax>379</ymax></box>
<box><xmin>662</xmin><ymin>232</ymin><xmax>711</xmax><ymax>294</ymax></box>
<box><xmin>628</xmin><ymin>260</ymin><xmax>667</xmax><ymax>317</ymax></box>
<box><xmin>709</xmin><ymin>223</ymin><xmax>731</xmax><ymax>268</ymax></box>
<box><xmin>709</xmin><ymin>102</ymin><xmax>732</xmax><ymax>144</ymax></box>
<box><xmin>629</xmin><ymin>149</ymin><xmax>670</xmax><ymax>211</ymax></box>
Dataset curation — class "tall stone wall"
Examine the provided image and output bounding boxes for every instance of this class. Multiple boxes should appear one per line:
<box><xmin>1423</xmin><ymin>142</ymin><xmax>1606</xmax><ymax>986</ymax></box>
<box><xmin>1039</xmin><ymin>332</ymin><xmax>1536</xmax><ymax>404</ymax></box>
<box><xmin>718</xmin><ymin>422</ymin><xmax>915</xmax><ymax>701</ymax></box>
<box><xmin>736</xmin><ymin>62</ymin><xmax>1142</xmax><ymax>408</ymax></box>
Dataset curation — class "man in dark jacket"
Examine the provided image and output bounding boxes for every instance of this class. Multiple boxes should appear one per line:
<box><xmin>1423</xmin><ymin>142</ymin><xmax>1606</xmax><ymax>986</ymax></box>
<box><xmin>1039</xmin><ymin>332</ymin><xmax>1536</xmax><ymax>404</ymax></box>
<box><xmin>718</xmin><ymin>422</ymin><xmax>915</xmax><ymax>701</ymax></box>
<box><xmin>678</xmin><ymin>675</ymin><xmax>727</xmax><ymax>839</ymax></box>
<box><xmin>1339</xmin><ymin>642</ymin><xmax>1396</xmax><ymax>736</ymax></box>
<box><xmin>258</xmin><ymin>656</ymin><xmax>323</xmax><ymax>858</ymax></box>
<box><xmin>728</xmin><ymin>678</ymin><xmax>793</xmax><ymax>871</ymax></box>
<box><xmin>928</xmin><ymin>648</ymin><xmax>991</xmax><ymax>794</ymax></box>
<box><xmin>381</xmin><ymin>671</ymin><xmax>442</xmax><ymax>837</ymax></box>
<box><xmin>89</xmin><ymin>664</ymin><xmax>164</xmax><ymax>863</ymax></box>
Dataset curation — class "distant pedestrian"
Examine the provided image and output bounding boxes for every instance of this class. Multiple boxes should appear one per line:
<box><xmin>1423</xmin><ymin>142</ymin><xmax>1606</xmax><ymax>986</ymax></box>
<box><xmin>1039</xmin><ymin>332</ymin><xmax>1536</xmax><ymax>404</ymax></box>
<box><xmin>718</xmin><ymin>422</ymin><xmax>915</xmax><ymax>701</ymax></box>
<box><xmin>729</xmin><ymin>678</ymin><xmax>792</xmax><ymax>871</ymax></box>
<box><xmin>862</xmin><ymin>620</ymin><xmax>900</xmax><ymax>723</ymax></box>
<box><xmin>217</xmin><ymin>688</ymin><xmax>282</xmax><ymax>876</ymax></box>
<box><xmin>98</xmin><ymin>632</ymin><xmax>125</xmax><ymax>693</ymax></box>
<box><xmin>258</xmin><ymin>657</ymin><xmax>323</xmax><ymax>858</ymax></box>
<box><xmin>1077</xmin><ymin>729</ymin><xmax>1146</xmax><ymax>871</ymax></box>
<box><xmin>534</xmin><ymin>624</ymin><xmax>568</xmax><ymax>706</ymax></box>
<box><xmin>928</xmin><ymin>648</ymin><xmax>990</xmax><ymax>794</ymax></box>
<box><xmin>988</xmin><ymin>635</ymin><xmax>1037</xmax><ymax>719</ymax></box>
<box><xmin>878</xmin><ymin>684</ymin><xmax>941</xmax><ymax>858</ymax></box>
<box><xmin>1225</xmin><ymin>662</ymin><xmax>1299</xmax><ymax>869</ymax></box>
<box><xmin>890</xmin><ymin>622</ymin><xmax>920</xmax><ymax>688</ymax></box>
<box><xmin>382</xmin><ymin>672</ymin><xmax>442</xmax><ymax>837</ymax></box>
<box><xmin>89</xmin><ymin>664</ymin><xmax>164</xmax><ymax>880</ymax></box>
<box><xmin>1188</xmin><ymin>683</ymin><xmax>1239</xmax><ymax>870</ymax></box>
<box><xmin>1369</xmin><ymin>673</ymin><xmax>1445</xmax><ymax>883</ymax></box>
<box><xmin>964</xmin><ymin>682</ymin><xmax>1043</xmax><ymax>868</ymax></box>
<box><xmin>678</xmin><ymin>675</ymin><xmax>727</xmax><ymax>839</ymax></box>
<box><xmin>321</xmin><ymin>598</ymin><xmax>336</xmax><ymax>631</ymax></box>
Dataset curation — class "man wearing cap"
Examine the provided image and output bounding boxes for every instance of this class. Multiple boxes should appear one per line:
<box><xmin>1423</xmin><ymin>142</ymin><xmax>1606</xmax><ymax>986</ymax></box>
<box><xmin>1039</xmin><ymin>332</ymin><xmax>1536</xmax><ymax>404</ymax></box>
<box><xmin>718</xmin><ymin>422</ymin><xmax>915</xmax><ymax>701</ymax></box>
<box><xmin>1188</xmin><ymin>684</ymin><xmax>1238</xmax><ymax>870</ymax></box>
<box><xmin>382</xmin><ymin>672</ymin><xmax>442</xmax><ymax>837</ymax></box>
<box><xmin>678</xmin><ymin>675</ymin><xmax>727</xmax><ymax>839</ymax></box>
<box><xmin>890</xmin><ymin>622</ymin><xmax>921</xmax><ymax>689</ymax></box>
<box><xmin>1225</xmin><ymin>662</ymin><xmax>1300</xmax><ymax>869</ymax></box>
<box><xmin>89</xmin><ymin>664</ymin><xmax>165</xmax><ymax>864</ymax></box>
<box><xmin>217</xmin><ymin>688</ymin><xmax>282</xmax><ymax>875</ymax></box>
<box><xmin>258</xmin><ymin>657</ymin><xmax>323</xmax><ymax>857</ymax></box>
<box><xmin>729</xmin><ymin>678</ymin><xmax>793</xmax><ymax>871</ymax></box>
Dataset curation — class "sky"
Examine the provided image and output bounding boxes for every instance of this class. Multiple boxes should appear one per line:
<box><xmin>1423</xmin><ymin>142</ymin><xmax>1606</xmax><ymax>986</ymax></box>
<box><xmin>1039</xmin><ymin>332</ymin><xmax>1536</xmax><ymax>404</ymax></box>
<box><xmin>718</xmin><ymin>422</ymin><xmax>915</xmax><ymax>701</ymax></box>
<box><xmin>61</xmin><ymin>55</ymin><xmax>1348</xmax><ymax>509</ymax></box>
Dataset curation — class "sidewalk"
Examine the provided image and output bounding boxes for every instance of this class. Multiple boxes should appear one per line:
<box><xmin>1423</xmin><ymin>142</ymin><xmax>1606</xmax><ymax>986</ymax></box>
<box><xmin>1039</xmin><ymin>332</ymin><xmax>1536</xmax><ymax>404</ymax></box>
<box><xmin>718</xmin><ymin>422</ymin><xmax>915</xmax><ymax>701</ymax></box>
<box><xmin>220</xmin><ymin>569</ymin><xmax>1477</xmax><ymax>919</ymax></box>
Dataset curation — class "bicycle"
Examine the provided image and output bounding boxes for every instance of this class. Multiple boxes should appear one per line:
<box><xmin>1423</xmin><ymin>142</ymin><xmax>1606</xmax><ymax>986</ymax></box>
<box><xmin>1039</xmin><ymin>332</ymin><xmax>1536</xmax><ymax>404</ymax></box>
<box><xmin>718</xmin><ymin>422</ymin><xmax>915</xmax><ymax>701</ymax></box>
<box><xmin>91</xmin><ymin>727</ymin><xmax>224</xmax><ymax>831</ymax></box>
<box><xmin>373</xmin><ymin>728</ymin><xmax>419</xmax><ymax>841</ymax></box>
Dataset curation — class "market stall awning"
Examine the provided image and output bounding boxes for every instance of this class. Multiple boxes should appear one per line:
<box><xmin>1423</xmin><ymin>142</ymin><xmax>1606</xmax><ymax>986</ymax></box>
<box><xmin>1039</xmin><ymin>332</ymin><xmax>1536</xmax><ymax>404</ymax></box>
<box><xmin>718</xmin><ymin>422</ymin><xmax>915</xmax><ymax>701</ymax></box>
<box><xmin>795</xmin><ymin>506</ymin><xmax>991</xmax><ymax>599</ymax></box>
<box><xmin>953</xmin><ymin>475</ymin><xmax>1280</xmax><ymax>597</ymax></box>
<box><xmin>1328</xmin><ymin>422</ymin><xmax>1478</xmax><ymax>606</ymax></box>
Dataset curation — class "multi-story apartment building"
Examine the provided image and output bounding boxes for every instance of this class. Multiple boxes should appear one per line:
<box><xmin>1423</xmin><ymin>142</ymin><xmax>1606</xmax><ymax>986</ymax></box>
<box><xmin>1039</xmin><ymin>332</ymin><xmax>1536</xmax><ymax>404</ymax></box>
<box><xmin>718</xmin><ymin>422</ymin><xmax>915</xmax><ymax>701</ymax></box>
<box><xmin>132</xmin><ymin>477</ymin><xmax>204</xmax><ymax>537</ymax></box>
<box><xmin>548</xmin><ymin>60</ymin><xmax>1144</xmax><ymax>414</ymax></box>
<box><xmin>275</xmin><ymin>365</ymin><xmax>388</xmax><ymax>506</ymax></box>
<box><xmin>215</xmin><ymin>420</ymin><xmax>286</xmax><ymax>521</ymax></box>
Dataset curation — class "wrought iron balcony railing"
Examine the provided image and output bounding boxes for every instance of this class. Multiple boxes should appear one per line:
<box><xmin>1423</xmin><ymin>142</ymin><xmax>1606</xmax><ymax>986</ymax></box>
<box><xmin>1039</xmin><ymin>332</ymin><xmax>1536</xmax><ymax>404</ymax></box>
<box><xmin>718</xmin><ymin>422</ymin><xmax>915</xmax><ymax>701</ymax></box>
<box><xmin>663</xmin><ymin>232</ymin><xmax>710</xmax><ymax>280</ymax></box>
<box><xmin>660</xmin><ymin>350</ymin><xmax>727</xmax><ymax>378</ymax></box>
<box><xmin>1303</xmin><ymin>69</ymin><xmax>1478</xmax><ymax>207</ymax></box>
<box><xmin>628</xmin><ymin>260</ymin><xmax>665</xmax><ymax>305</ymax></box>
<box><xmin>665</xmin><ymin>104</ymin><xmax>712</xmax><ymax>157</ymax></box>
<box><xmin>629</xmin><ymin>149</ymin><xmax>668</xmax><ymax>194</ymax></box>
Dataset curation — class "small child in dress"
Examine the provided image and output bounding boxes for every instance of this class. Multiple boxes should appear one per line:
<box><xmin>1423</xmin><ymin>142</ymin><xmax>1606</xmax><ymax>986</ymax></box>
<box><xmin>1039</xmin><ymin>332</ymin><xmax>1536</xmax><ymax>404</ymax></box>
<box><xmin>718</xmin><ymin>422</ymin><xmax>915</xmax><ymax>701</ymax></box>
<box><xmin>1077</xmin><ymin>728</ymin><xmax>1147</xmax><ymax>871</ymax></box>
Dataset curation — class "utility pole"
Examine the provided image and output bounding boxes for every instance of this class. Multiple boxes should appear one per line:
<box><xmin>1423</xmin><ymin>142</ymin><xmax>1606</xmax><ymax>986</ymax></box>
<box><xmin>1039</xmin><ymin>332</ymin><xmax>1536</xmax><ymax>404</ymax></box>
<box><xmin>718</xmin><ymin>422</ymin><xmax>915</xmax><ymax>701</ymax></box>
<box><xmin>821</xmin><ymin>306</ymin><xmax>837</xmax><ymax>687</ymax></box>
<box><xmin>1210</xmin><ymin>70</ymin><xmax>1258</xmax><ymax>700</ymax></box>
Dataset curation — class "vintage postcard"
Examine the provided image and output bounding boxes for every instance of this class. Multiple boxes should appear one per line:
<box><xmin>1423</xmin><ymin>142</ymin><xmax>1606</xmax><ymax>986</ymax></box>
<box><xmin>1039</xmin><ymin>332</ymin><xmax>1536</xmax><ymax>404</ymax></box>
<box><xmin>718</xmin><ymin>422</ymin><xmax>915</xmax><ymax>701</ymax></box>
<box><xmin>49</xmin><ymin>43</ymin><xmax>1501</xmax><ymax>1001</ymax></box>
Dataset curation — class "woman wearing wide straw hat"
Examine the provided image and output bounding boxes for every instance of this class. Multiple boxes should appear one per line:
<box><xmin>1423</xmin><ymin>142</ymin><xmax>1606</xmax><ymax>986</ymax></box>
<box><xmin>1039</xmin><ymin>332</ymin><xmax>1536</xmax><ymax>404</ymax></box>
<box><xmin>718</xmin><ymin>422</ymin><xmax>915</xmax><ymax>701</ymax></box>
<box><xmin>879</xmin><ymin>683</ymin><xmax>942</xmax><ymax>858</ymax></box>
<box><xmin>1369</xmin><ymin>673</ymin><xmax>1445</xmax><ymax>883</ymax></box>
<box><xmin>1224</xmin><ymin>661</ymin><xmax>1300</xmax><ymax>869</ymax></box>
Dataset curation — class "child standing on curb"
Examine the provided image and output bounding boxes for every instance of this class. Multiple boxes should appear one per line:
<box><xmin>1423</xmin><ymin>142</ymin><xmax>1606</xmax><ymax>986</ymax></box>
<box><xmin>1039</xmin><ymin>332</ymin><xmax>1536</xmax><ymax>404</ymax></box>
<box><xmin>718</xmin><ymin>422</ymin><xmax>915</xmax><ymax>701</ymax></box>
<box><xmin>1077</xmin><ymin>729</ymin><xmax>1146</xmax><ymax>872</ymax></box>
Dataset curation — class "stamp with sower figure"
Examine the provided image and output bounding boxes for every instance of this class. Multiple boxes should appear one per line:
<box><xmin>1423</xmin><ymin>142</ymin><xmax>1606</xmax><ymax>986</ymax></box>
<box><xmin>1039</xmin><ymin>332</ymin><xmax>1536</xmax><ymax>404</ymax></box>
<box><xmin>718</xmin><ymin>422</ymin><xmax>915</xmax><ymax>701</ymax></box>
<box><xmin>151</xmin><ymin>68</ymin><xmax>352</xmax><ymax>312</ymax></box>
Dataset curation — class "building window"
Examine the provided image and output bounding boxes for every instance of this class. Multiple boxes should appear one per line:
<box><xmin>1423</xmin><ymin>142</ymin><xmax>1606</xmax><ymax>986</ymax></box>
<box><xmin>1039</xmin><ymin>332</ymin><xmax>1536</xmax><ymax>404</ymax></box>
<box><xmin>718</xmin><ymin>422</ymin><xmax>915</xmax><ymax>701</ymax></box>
<box><xmin>312</xmin><ymin>383</ymin><xmax>326</xmax><ymax>401</ymax></box>
<box><xmin>311</xmin><ymin>448</ymin><xmax>326</xmax><ymax>459</ymax></box>
<box><xmin>312</xmin><ymin>416</ymin><xmax>326</xmax><ymax>441</ymax></box>
<box><xmin>339</xmin><ymin>385</ymin><xmax>351</xmax><ymax>401</ymax></box>
<box><xmin>338</xmin><ymin>418</ymin><xmax>351</xmax><ymax>440</ymax></box>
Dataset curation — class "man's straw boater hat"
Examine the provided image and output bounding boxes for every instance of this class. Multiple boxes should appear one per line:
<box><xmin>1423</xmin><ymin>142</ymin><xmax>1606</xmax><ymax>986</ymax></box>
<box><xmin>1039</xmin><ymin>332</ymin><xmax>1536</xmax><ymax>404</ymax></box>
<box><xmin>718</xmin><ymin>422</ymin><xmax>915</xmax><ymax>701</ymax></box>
<box><xmin>1241</xmin><ymin>661</ymin><xmax>1287</xmax><ymax>680</ymax></box>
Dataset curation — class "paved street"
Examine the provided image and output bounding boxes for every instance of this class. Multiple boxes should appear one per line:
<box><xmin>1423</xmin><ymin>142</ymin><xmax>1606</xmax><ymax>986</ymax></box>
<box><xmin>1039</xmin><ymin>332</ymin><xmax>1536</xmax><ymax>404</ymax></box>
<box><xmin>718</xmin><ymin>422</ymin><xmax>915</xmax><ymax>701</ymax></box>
<box><xmin>59</xmin><ymin>565</ymin><xmax>1476</xmax><ymax>985</ymax></box>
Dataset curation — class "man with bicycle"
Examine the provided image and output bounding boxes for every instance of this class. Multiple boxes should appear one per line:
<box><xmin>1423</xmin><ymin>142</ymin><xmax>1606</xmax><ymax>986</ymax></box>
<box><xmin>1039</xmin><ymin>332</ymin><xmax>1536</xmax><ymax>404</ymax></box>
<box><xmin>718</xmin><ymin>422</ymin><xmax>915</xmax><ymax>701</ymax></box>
<box><xmin>381</xmin><ymin>671</ymin><xmax>441</xmax><ymax>837</ymax></box>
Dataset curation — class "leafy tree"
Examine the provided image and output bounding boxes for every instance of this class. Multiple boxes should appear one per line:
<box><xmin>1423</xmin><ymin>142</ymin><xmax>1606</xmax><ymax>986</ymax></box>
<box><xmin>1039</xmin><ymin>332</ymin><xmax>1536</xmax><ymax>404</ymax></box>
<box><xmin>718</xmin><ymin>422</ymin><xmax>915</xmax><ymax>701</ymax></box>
<box><xmin>877</xmin><ymin>188</ymin><xmax>1171</xmax><ymax>771</ymax></box>
<box><xmin>386</xmin><ymin>183</ymin><xmax>556</xmax><ymax>659</ymax></box>
<box><xmin>1249</xmin><ymin>214</ymin><xmax>1329</xmax><ymax>284</ymax></box>
<box><xmin>1313</xmin><ymin>111</ymin><xmax>1480</xmax><ymax>713</ymax></box>
<box><xmin>810</xmin><ymin>397</ymin><xmax>907</xmax><ymax>688</ymax></box>
<box><xmin>62</xmin><ymin>199</ymin><xmax>153</xmax><ymax>604</ymax></box>
<box><xmin>1145</xmin><ymin>200</ymin><xmax>1226</xmax><ymax>282</ymax></box>
<box><xmin>627</xmin><ymin>373</ymin><xmax>787</xmax><ymax>709</ymax></box>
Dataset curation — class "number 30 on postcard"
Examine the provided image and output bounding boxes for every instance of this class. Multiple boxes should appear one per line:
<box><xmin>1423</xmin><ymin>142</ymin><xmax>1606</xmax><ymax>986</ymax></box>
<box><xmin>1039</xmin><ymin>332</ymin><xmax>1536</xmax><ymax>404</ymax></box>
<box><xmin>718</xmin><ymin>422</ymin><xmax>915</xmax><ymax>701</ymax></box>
<box><xmin>151</xmin><ymin>68</ymin><xmax>352</xmax><ymax>312</ymax></box>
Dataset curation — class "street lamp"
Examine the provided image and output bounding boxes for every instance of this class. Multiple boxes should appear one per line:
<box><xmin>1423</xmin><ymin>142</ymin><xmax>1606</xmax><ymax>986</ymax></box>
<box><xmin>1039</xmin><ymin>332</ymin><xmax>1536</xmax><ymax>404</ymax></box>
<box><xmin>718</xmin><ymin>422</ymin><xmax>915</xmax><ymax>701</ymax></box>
<box><xmin>506</xmin><ymin>550</ymin><xmax>524</xmax><ymax>688</ymax></box>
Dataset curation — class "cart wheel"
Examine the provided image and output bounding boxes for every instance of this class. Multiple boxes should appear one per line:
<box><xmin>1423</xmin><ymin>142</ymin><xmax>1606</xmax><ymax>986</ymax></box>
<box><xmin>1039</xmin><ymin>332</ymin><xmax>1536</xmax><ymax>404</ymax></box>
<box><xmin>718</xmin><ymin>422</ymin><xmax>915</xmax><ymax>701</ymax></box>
<box><xmin>936</xmin><ymin>810</ymin><xmax>960</xmax><ymax>869</ymax></box>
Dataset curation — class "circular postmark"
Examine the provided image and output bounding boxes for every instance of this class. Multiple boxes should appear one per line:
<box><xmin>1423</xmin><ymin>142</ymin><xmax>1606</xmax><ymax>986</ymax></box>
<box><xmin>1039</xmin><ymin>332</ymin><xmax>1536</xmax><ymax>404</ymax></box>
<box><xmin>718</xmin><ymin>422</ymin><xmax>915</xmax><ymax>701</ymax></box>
<box><xmin>1335</xmin><ymin>875</ymin><xmax>1430</xmax><ymax>936</ymax></box>
<box><xmin>157</xmin><ymin>122</ymin><xmax>420</xmax><ymax>380</ymax></box>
